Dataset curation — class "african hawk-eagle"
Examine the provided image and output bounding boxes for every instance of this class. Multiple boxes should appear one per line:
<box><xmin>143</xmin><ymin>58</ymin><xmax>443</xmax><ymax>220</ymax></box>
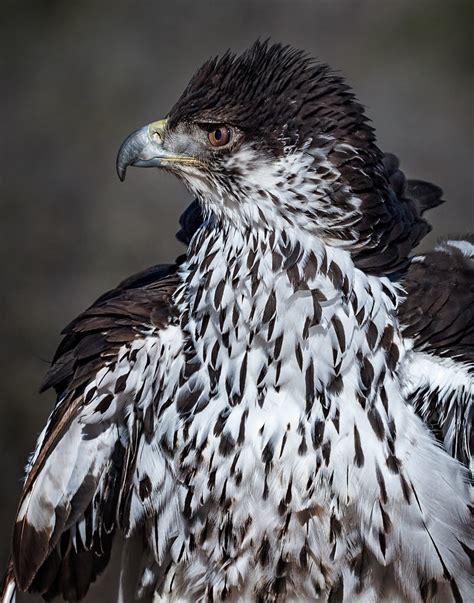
<box><xmin>2</xmin><ymin>41</ymin><xmax>473</xmax><ymax>603</ymax></box>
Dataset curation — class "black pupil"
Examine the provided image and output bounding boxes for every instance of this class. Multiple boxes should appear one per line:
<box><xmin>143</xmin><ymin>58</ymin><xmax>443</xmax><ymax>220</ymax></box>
<box><xmin>214</xmin><ymin>129</ymin><xmax>222</xmax><ymax>140</ymax></box>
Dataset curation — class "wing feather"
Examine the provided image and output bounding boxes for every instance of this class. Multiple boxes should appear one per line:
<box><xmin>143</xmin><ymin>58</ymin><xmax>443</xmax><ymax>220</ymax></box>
<box><xmin>400</xmin><ymin>239</ymin><xmax>474</xmax><ymax>470</ymax></box>
<box><xmin>9</xmin><ymin>265</ymin><xmax>181</xmax><ymax>600</ymax></box>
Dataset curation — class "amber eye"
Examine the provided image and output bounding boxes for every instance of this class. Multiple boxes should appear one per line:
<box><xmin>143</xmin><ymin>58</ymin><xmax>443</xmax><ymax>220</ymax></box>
<box><xmin>208</xmin><ymin>125</ymin><xmax>231</xmax><ymax>147</ymax></box>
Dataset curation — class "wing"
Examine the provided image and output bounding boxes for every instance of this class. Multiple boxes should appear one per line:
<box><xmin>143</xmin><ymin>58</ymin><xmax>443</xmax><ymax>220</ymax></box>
<box><xmin>6</xmin><ymin>262</ymin><xmax>183</xmax><ymax>601</ymax></box>
<box><xmin>399</xmin><ymin>238</ymin><xmax>474</xmax><ymax>471</ymax></box>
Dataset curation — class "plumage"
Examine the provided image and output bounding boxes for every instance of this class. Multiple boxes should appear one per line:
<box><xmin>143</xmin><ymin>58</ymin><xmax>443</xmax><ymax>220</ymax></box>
<box><xmin>399</xmin><ymin>239</ymin><xmax>474</xmax><ymax>473</ymax></box>
<box><xmin>2</xmin><ymin>41</ymin><xmax>472</xmax><ymax>603</ymax></box>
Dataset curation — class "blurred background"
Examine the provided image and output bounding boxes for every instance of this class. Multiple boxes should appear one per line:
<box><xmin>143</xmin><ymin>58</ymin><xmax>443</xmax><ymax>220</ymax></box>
<box><xmin>0</xmin><ymin>0</ymin><xmax>472</xmax><ymax>570</ymax></box>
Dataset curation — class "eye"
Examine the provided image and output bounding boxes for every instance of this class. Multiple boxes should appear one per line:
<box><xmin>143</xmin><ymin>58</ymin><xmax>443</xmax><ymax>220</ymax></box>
<box><xmin>207</xmin><ymin>125</ymin><xmax>232</xmax><ymax>147</ymax></box>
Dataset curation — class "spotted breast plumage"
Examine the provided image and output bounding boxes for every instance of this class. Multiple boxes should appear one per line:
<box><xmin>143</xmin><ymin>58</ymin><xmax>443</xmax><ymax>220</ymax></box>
<box><xmin>2</xmin><ymin>42</ymin><xmax>473</xmax><ymax>603</ymax></box>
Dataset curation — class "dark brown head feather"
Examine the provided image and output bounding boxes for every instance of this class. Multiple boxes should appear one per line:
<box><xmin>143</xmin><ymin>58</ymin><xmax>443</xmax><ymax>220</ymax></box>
<box><xmin>168</xmin><ymin>40</ymin><xmax>375</xmax><ymax>157</ymax></box>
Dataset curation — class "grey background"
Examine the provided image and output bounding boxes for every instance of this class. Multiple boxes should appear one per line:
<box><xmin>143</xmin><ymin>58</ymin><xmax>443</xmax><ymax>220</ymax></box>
<box><xmin>0</xmin><ymin>0</ymin><xmax>472</xmax><ymax>571</ymax></box>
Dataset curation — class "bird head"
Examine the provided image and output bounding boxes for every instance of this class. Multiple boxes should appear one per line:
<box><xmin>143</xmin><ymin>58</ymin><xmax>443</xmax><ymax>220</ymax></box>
<box><xmin>117</xmin><ymin>41</ymin><xmax>387</xmax><ymax>241</ymax></box>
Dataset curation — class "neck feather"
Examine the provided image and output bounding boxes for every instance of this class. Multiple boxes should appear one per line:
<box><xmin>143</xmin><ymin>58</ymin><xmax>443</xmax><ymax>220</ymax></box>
<box><xmin>175</xmin><ymin>222</ymin><xmax>402</xmax><ymax>414</ymax></box>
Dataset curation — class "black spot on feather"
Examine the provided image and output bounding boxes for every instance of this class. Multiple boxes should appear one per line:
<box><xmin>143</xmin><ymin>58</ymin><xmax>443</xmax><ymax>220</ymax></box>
<box><xmin>353</xmin><ymin>425</ymin><xmax>365</xmax><ymax>467</ymax></box>
<box><xmin>262</xmin><ymin>290</ymin><xmax>276</xmax><ymax>323</ymax></box>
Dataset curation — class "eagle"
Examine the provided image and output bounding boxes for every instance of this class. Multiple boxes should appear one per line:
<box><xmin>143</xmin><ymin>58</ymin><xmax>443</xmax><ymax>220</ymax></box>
<box><xmin>2</xmin><ymin>41</ymin><xmax>473</xmax><ymax>603</ymax></box>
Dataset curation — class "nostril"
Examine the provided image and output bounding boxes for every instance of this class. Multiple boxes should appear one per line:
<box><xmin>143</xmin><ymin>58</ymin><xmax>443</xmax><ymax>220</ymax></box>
<box><xmin>151</xmin><ymin>131</ymin><xmax>162</xmax><ymax>143</ymax></box>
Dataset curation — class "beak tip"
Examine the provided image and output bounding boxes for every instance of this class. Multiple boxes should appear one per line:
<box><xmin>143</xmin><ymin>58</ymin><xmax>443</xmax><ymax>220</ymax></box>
<box><xmin>116</xmin><ymin>158</ymin><xmax>127</xmax><ymax>182</ymax></box>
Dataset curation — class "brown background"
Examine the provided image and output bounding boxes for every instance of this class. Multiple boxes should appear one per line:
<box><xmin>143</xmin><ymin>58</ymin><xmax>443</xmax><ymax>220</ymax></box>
<box><xmin>1</xmin><ymin>0</ymin><xmax>472</xmax><ymax>570</ymax></box>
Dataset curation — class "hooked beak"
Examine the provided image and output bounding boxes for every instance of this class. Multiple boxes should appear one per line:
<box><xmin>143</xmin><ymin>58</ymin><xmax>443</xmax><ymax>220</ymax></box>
<box><xmin>116</xmin><ymin>119</ymin><xmax>199</xmax><ymax>181</ymax></box>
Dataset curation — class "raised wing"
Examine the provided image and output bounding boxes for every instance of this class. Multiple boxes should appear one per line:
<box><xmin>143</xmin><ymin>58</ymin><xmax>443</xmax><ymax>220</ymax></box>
<box><xmin>5</xmin><ymin>263</ymin><xmax>182</xmax><ymax>601</ymax></box>
<box><xmin>399</xmin><ymin>239</ymin><xmax>474</xmax><ymax>471</ymax></box>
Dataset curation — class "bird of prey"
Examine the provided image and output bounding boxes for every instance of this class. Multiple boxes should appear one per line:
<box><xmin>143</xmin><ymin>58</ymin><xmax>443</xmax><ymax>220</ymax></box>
<box><xmin>2</xmin><ymin>41</ymin><xmax>473</xmax><ymax>603</ymax></box>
